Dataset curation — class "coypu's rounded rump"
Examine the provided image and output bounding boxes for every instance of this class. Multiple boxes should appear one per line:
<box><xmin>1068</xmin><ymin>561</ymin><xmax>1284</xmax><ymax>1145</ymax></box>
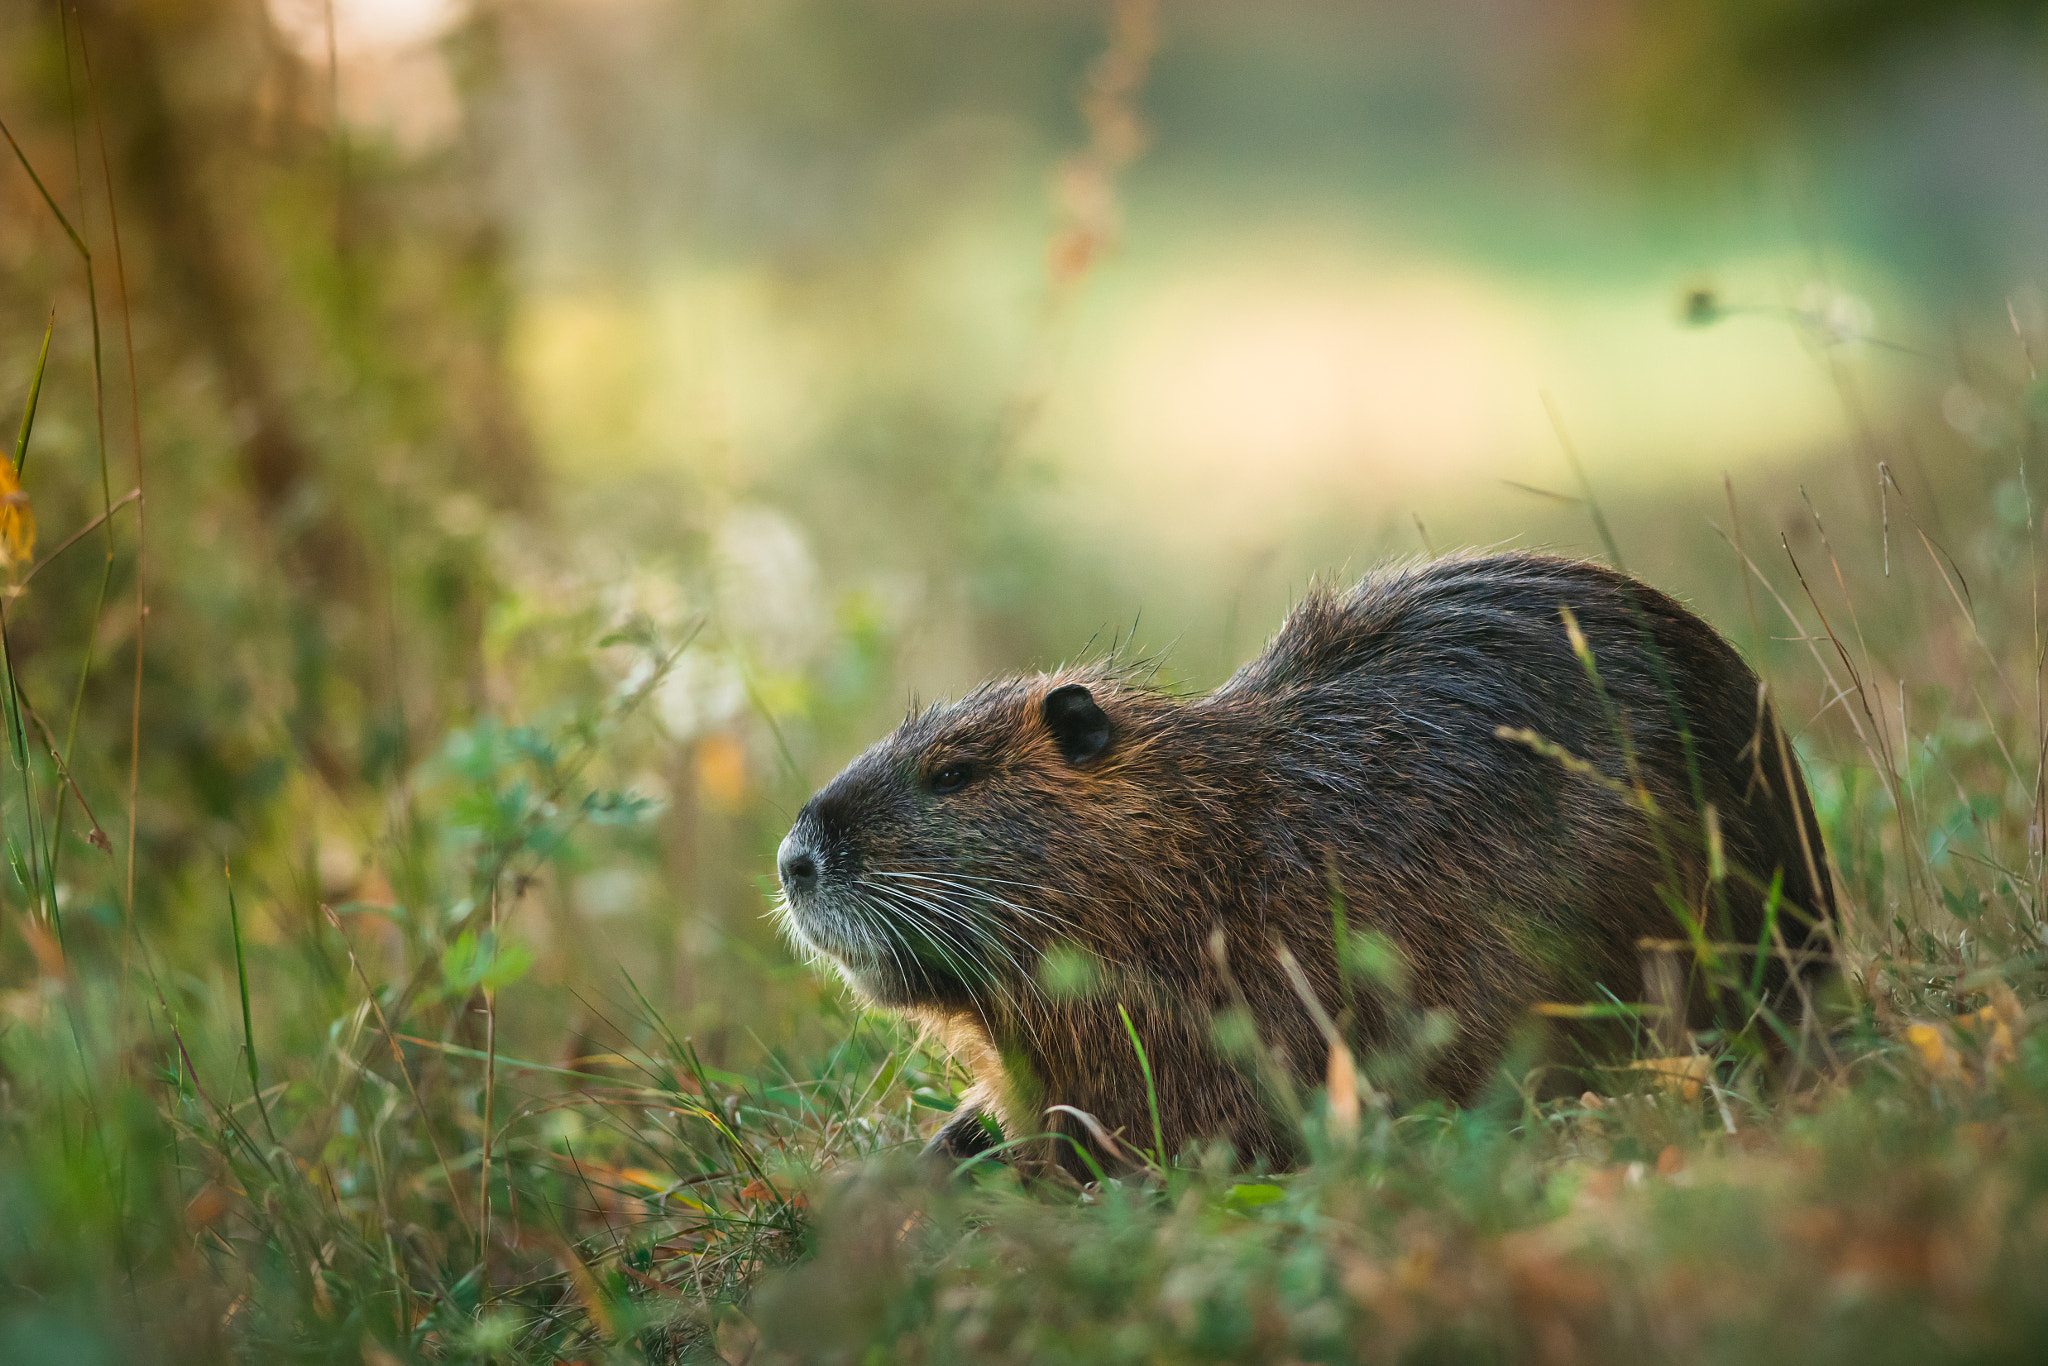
<box><xmin>774</xmin><ymin>552</ymin><xmax>1835</xmax><ymax>1173</ymax></box>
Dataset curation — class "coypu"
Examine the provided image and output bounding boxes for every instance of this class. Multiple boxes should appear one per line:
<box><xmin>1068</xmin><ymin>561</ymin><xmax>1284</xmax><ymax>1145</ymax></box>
<box><xmin>773</xmin><ymin>552</ymin><xmax>1834</xmax><ymax>1172</ymax></box>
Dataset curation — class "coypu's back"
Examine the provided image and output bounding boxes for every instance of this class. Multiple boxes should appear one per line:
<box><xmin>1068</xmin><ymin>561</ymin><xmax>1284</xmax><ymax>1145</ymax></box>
<box><xmin>1221</xmin><ymin>554</ymin><xmax>1834</xmax><ymax>974</ymax></box>
<box><xmin>776</xmin><ymin>552</ymin><xmax>1835</xmax><ymax>1173</ymax></box>
<box><xmin>1212</xmin><ymin>554</ymin><xmax>1833</xmax><ymax>1066</ymax></box>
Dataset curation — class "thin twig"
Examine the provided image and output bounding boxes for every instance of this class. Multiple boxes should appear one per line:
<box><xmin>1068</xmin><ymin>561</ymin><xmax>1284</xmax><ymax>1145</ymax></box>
<box><xmin>16</xmin><ymin>487</ymin><xmax>138</xmax><ymax>588</ymax></box>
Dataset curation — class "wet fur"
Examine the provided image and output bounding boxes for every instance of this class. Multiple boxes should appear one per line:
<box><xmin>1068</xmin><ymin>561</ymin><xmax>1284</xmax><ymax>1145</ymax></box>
<box><xmin>775</xmin><ymin>553</ymin><xmax>1835</xmax><ymax>1173</ymax></box>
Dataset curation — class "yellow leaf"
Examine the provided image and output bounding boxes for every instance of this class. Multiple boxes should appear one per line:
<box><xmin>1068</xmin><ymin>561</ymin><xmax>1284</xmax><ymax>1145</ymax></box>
<box><xmin>1627</xmin><ymin>1054</ymin><xmax>1711</xmax><ymax>1101</ymax></box>
<box><xmin>1905</xmin><ymin>1022</ymin><xmax>1962</xmax><ymax>1079</ymax></box>
<box><xmin>1987</xmin><ymin>1019</ymin><xmax>2016</xmax><ymax>1069</ymax></box>
<box><xmin>0</xmin><ymin>457</ymin><xmax>33</xmax><ymax>567</ymax></box>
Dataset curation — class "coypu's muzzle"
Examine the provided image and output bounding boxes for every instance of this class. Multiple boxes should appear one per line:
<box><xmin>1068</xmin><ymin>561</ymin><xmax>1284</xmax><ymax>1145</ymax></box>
<box><xmin>774</xmin><ymin>817</ymin><xmax>838</xmax><ymax>943</ymax></box>
<box><xmin>774</xmin><ymin>791</ymin><xmax>1001</xmax><ymax>1008</ymax></box>
<box><xmin>774</xmin><ymin>807</ymin><xmax>887</xmax><ymax>989</ymax></box>
<box><xmin>775</xmin><ymin>830</ymin><xmax>821</xmax><ymax>898</ymax></box>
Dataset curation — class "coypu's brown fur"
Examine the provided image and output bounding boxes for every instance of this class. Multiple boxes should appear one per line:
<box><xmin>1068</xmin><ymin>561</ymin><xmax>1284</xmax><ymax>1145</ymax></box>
<box><xmin>774</xmin><ymin>553</ymin><xmax>1834</xmax><ymax>1172</ymax></box>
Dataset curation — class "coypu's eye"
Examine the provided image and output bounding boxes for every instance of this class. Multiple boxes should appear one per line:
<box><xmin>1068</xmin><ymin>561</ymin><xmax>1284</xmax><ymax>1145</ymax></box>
<box><xmin>930</xmin><ymin>761</ymin><xmax>974</xmax><ymax>794</ymax></box>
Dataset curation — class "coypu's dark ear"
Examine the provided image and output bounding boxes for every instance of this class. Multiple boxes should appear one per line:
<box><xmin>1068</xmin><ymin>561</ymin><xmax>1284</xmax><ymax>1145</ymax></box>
<box><xmin>1042</xmin><ymin>684</ymin><xmax>1111</xmax><ymax>765</ymax></box>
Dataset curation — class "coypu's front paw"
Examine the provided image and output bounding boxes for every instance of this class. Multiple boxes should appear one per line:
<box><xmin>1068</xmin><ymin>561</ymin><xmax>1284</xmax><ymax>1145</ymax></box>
<box><xmin>922</xmin><ymin>1102</ymin><xmax>1004</xmax><ymax>1173</ymax></box>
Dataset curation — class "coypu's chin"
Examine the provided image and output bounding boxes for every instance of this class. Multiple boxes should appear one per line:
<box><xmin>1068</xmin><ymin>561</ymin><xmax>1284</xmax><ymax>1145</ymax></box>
<box><xmin>778</xmin><ymin>882</ymin><xmax>992</xmax><ymax>1009</ymax></box>
<box><xmin>775</xmin><ymin>888</ymin><xmax>908</xmax><ymax>1004</ymax></box>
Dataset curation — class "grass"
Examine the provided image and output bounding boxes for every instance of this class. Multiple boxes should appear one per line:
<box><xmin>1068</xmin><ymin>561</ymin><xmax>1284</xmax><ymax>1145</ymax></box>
<box><xmin>0</xmin><ymin>385</ymin><xmax>2042</xmax><ymax>1364</ymax></box>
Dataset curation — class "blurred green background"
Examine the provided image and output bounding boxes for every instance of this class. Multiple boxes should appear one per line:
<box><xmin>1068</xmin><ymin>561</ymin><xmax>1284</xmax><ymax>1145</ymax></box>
<box><xmin>2</xmin><ymin>0</ymin><xmax>2046</xmax><ymax>1067</ymax></box>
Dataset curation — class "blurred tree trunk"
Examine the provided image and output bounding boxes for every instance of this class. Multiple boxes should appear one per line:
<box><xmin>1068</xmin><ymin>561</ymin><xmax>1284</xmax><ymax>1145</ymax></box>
<box><xmin>64</xmin><ymin>0</ymin><xmax>541</xmax><ymax>790</ymax></box>
<box><xmin>76</xmin><ymin>0</ymin><xmax>362</xmax><ymax>593</ymax></box>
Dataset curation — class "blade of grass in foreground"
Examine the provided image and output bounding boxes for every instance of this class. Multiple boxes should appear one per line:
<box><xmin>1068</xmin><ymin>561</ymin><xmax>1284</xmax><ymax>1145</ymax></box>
<box><xmin>0</xmin><ymin>607</ymin><xmax>52</xmax><ymax>934</ymax></box>
<box><xmin>1118</xmin><ymin>1002</ymin><xmax>1166</xmax><ymax>1167</ymax></box>
<box><xmin>0</xmin><ymin>316</ymin><xmax>54</xmax><ymax>927</ymax></box>
<box><xmin>11</xmin><ymin>310</ymin><xmax>52</xmax><ymax>477</ymax></box>
<box><xmin>227</xmin><ymin>862</ymin><xmax>279</xmax><ymax>1146</ymax></box>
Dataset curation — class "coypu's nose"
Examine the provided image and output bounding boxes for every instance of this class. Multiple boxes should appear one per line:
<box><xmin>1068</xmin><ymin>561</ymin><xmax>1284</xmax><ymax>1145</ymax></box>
<box><xmin>777</xmin><ymin>832</ymin><xmax>821</xmax><ymax>898</ymax></box>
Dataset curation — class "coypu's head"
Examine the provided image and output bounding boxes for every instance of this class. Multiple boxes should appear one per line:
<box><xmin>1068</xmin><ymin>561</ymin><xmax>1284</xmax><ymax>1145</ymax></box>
<box><xmin>774</xmin><ymin>671</ymin><xmax>1169</xmax><ymax>1009</ymax></box>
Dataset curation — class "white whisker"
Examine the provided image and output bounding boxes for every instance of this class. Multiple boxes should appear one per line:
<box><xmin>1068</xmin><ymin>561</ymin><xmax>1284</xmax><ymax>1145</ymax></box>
<box><xmin>858</xmin><ymin>887</ymin><xmax>1023</xmax><ymax>1054</ymax></box>
<box><xmin>865</xmin><ymin>869</ymin><xmax>1067</xmax><ymax>929</ymax></box>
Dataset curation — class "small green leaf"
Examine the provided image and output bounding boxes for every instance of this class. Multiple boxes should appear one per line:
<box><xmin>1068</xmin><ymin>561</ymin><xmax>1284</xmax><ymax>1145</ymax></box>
<box><xmin>1038</xmin><ymin>942</ymin><xmax>1102</xmax><ymax>1000</ymax></box>
<box><xmin>1340</xmin><ymin>929</ymin><xmax>1407</xmax><ymax>993</ymax></box>
<box><xmin>442</xmin><ymin>720</ymin><xmax>509</xmax><ymax>782</ymax></box>
<box><xmin>480</xmin><ymin>938</ymin><xmax>535</xmax><ymax>991</ymax></box>
<box><xmin>583</xmin><ymin>789</ymin><xmax>663</xmax><ymax>825</ymax></box>
<box><xmin>508</xmin><ymin>725</ymin><xmax>556</xmax><ymax>767</ymax></box>
<box><xmin>1225</xmin><ymin>1183</ymin><xmax>1285</xmax><ymax>1212</ymax></box>
<box><xmin>1209</xmin><ymin>1006</ymin><xmax>1261</xmax><ymax>1059</ymax></box>
<box><xmin>440</xmin><ymin>928</ymin><xmax>535</xmax><ymax>996</ymax></box>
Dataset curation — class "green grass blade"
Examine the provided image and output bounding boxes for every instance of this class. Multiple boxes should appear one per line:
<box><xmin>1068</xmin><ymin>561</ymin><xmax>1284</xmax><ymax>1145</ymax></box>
<box><xmin>12</xmin><ymin>309</ymin><xmax>52</xmax><ymax>478</ymax></box>
<box><xmin>226</xmin><ymin>863</ymin><xmax>279</xmax><ymax>1146</ymax></box>
<box><xmin>0</xmin><ymin>608</ymin><xmax>51</xmax><ymax>932</ymax></box>
<box><xmin>1749</xmin><ymin>869</ymin><xmax>1784</xmax><ymax>1002</ymax></box>
<box><xmin>1117</xmin><ymin>1002</ymin><xmax>1166</xmax><ymax>1167</ymax></box>
<box><xmin>1543</xmin><ymin>390</ymin><xmax>1626</xmax><ymax>573</ymax></box>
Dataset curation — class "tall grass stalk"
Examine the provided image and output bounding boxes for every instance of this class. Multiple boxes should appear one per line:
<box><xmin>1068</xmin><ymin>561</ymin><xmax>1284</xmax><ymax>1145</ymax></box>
<box><xmin>1117</xmin><ymin>1001</ymin><xmax>1166</xmax><ymax>1166</ymax></box>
